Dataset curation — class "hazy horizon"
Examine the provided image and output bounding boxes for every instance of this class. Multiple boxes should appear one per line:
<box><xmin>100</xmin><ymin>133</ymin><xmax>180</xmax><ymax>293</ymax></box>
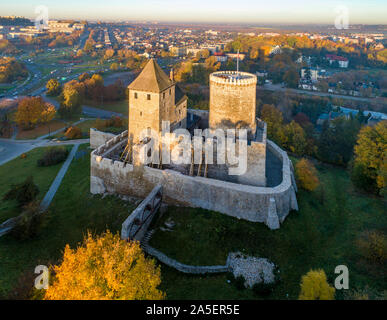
<box><xmin>0</xmin><ymin>0</ymin><xmax>386</xmax><ymax>25</ymax></box>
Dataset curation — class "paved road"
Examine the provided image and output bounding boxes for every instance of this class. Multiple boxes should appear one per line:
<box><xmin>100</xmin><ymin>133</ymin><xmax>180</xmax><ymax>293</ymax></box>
<box><xmin>0</xmin><ymin>139</ymin><xmax>39</xmax><ymax>166</ymax></box>
<box><xmin>0</xmin><ymin>137</ymin><xmax>89</xmax><ymax>166</ymax></box>
<box><xmin>40</xmin><ymin>144</ymin><xmax>80</xmax><ymax>212</ymax></box>
<box><xmin>261</xmin><ymin>84</ymin><xmax>378</xmax><ymax>103</ymax></box>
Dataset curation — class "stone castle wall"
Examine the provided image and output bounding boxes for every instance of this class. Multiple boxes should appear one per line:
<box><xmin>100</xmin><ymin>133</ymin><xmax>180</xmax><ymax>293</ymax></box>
<box><xmin>90</xmin><ymin>128</ymin><xmax>116</xmax><ymax>149</ymax></box>
<box><xmin>90</xmin><ymin>131</ymin><xmax>298</xmax><ymax>229</ymax></box>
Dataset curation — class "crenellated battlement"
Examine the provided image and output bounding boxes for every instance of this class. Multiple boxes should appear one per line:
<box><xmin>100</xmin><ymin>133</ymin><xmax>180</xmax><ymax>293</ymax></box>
<box><xmin>210</xmin><ymin>71</ymin><xmax>257</xmax><ymax>86</ymax></box>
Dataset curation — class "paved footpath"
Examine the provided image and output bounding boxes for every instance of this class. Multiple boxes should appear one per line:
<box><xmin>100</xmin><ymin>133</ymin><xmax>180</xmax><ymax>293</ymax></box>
<box><xmin>0</xmin><ymin>137</ymin><xmax>89</xmax><ymax>166</ymax></box>
<box><xmin>39</xmin><ymin>144</ymin><xmax>80</xmax><ymax>212</ymax></box>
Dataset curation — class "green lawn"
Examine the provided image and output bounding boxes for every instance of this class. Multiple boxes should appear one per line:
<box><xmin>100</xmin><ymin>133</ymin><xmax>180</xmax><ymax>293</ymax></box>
<box><xmin>149</xmin><ymin>159</ymin><xmax>387</xmax><ymax>300</ymax></box>
<box><xmin>0</xmin><ymin>144</ymin><xmax>135</xmax><ymax>298</ymax></box>
<box><xmin>0</xmin><ymin>147</ymin><xmax>70</xmax><ymax>222</ymax></box>
<box><xmin>0</xmin><ymin>148</ymin><xmax>385</xmax><ymax>300</ymax></box>
<box><xmin>84</xmin><ymin>99</ymin><xmax>128</xmax><ymax>116</ymax></box>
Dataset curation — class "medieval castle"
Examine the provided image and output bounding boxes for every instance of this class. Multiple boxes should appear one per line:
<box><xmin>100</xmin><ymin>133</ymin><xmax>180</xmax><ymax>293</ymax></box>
<box><xmin>90</xmin><ymin>59</ymin><xmax>298</xmax><ymax>230</ymax></box>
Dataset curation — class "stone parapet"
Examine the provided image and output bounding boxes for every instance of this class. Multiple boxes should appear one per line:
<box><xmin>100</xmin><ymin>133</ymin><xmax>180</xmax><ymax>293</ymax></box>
<box><xmin>210</xmin><ymin>71</ymin><xmax>257</xmax><ymax>86</ymax></box>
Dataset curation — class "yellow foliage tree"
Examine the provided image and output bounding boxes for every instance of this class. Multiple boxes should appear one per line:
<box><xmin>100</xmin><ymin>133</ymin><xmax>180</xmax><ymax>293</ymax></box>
<box><xmin>45</xmin><ymin>231</ymin><xmax>165</xmax><ymax>300</ymax></box>
<box><xmin>296</xmin><ymin>158</ymin><xmax>320</xmax><ymax>192</ymax></box>
<box><xmin>15</xmin><ymin>97</ymin><xmax>47</xmax><ymax>129</ymax></box>
<box><xmin>261</xmin><ymin>104</ymin><xmax>286</xmax><ymax>145</ymax></box>
<box><xmin>299</xmin><ymin>269</ymin><xmax>335</xmax><ymax>300</ymax></box>
<box><xmin>353</xmin><ymin>121</ymin><xmax>387</xmax><ymax>196</ymax></box>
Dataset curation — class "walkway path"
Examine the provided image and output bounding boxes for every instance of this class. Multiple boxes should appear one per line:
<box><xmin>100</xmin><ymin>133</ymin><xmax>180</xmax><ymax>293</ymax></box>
<box><xmin>40</xmin><ymin>144</ymin><xmax>80</xmax><ymax>212</ymax></box>
<box><xmin>0</xmin><ymin>137</ymin><xmax>89</xmax><ymax>166</ymax></box>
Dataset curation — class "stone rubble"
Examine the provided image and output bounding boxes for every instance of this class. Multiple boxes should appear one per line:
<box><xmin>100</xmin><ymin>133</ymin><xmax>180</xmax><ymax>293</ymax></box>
<box><xmin>227</xmin><ymin>252</ymin><xmax>276</xmax><ymax>288</ymax></box>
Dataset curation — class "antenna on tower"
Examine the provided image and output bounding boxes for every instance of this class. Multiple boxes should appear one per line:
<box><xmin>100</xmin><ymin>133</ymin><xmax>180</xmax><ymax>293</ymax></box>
<box><xmin>236</xmin><ymin>49</ymin><xmax>240</xmax><ymax>76</ymax></box>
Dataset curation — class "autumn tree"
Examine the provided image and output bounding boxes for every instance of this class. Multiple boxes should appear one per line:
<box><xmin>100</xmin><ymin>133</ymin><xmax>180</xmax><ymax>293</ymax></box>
<box><xmin>46</xmin><ymin>79</ymin><xmax>61</xmax><ymax>96</ymax></box>
<box><xmin>204</xmin><ymin>56</ymin><xmax>221</xmax><ymax>73</ymax></box>
<box><xmin>83</xmin><ymin>39</ymin><xmax>94</xmax><ymax>53</ymax></box>
<box><xmin>283</xmin><ymin>121</ymin><xmax>307</xmax><ymax>156</ymax></box>
<box><xmin>351</xmin><ymin>121</ymin><xmax>387</xmax><ymax>196</ymax></box>
<box><xmin>15</xmin><ymin>97</ymin><xmax>54</xmax><ymax>130</ymax></box>
<box><xmin>283</xmin><ymin>67</ymin><xmax>300</xmax><ymax>88</ymax></box>
<box><xmin>317</xmin><ymin>117</ymin><xmax>361</xmax><ymax>166</ymax></box>
<box><xmin>299</xmin><ymin>269</ymin><xmax>335</xmax><ymax>300</ymax></box>
<box><xmin>110</xmin><ymin>62</ymin><xmax>119</xmax><ymax>71</ymax></box>
<box><xmin>40</xmin><ymin>103</ymin><xmax>56</xmax><ymax>136</ymax></box>
<box><xmin>195</xmin><ymin>49</ymin><xmax>210</xmax><ymax>60</ymax></box>
<box><xmin>45</xmin><ymin>231</ymin><xmax>165</xmax><ymax>300</ymax></box>
<box><xmin>296</xmin><ymin>158</ymin><xmax>320</xmax><ymax>191</ymax></box>
<box><xmin>260</xmin><ymin>104</ymin><xmax>286</xmax><ymax>145</ymax></box>
<box><xmin>0</xmin><ymin>57</ymin><xmax>28</xmax><ymax>83</ymax></box>
<box><xmin>64</xmin><ymin>126</ymin><xmax>82</xmax><ymax>140</ymax></box>
<box><xmin>78</xmin><ymin>72</ymin><xmax>90</xmax><ymax>82</ymax></box>
<box><xmin>59</xmin><ymin>82</ymin><xmax>83</xmax><ymax>118</ymax></box>
<box><xmin>104</xmin><ymin>48</ymin><xmax>115</xmax><ymax>60</ymax></box>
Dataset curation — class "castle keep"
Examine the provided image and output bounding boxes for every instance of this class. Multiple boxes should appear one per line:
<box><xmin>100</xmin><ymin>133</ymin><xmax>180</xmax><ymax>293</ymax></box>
<box><xmin>209</xmin><ymin>71</ymin><xmax>257</xmax><ymax>137</ymax></box>
<box><xmin>90</xmin><ymin>59</ymin><xmax>298</xmax><ymax>229</ymax></box>
<box><xmin>128</xmin><ymin>59</ymin><xmax>187</xmax><ymax>144</ymax></box>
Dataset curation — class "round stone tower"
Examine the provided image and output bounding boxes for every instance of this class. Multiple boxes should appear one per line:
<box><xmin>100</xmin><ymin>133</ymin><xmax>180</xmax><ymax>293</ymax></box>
<box><xmin>209</xmin><ymin>71</ymin><xmax>257</xmax><ymax>136</ymax></box>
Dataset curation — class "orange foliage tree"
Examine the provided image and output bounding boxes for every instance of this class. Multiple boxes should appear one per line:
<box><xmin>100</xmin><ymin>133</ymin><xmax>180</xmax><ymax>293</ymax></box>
<box><xmin>64</xmin><ymin>126</ymin><xmax>82</xmax><ymax>140</ymax></box>
<box><xmin>45</xmin><ymin>231</ymin><xmax>165</xmax><ymax>300</ymax></box>
<box><xmin>15</xmin><ymin>97</ymin><xmax>56</xmax><ymax>130</ymax></box>
<box><xmin>295</xmin><ymin>158</ymin><xmax>320</xmax><ymax>191</ymax></box>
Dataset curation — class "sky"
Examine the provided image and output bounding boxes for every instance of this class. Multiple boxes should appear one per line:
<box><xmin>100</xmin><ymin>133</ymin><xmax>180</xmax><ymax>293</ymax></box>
<box><xmin>0</xmin><ymin>0</ymin><xmax>386</xmax><ymax>24</ymax></box>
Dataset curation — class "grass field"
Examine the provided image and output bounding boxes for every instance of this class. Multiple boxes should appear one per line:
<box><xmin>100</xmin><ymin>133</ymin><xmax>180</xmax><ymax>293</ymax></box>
<box><xmin>16</xmin><ymin>120</ymin><xmax>67</xmax><ymax>140</ymax></box>
<box><xmin>51</xmin><ymin>119</ymin><xmax>127</xmax><ymax>140</ymax></box>
<box><xmin>149</xmin><ymin>159</ymin><xmax>387</xmax><ymax>300</ymax></box>
<box><xmin>0</xmin><ymin>146</ymin><xmax>71</xmax><ymax>223</ymax></box>
<box><xmin>51</xmin><ymin>119</ymin><xmax>95</xmax><ymax>139</ymax></box>
<box><xmin>0</xmin><ymin>144</ymin><xmax>135</xmax><ymax>298</ymax></box>
<box><xmin>0</xmin><ymin>149</ymin><xmax>385</xmax><ymax>299</ymax></box>
<box><xmin>84</xmin><ymin>99</ymin><xmax>128</xmax><ymax>116</ymax></box>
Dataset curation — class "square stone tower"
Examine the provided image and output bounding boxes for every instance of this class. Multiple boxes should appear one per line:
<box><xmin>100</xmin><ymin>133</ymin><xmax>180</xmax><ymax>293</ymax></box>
<box><xmin>128</xmin><ymin>59</ymin><xmax>187</xmax><ymax>144</ymax></box>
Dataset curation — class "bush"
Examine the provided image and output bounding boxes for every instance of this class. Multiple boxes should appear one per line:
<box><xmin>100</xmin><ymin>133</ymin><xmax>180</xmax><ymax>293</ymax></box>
<box><xmin>357</xmin><ymin>230</ymin><xmax>387</xmax><ymax>265</ymax></box>
<box><xmin>296</xmin><ymin>158</ymin><xmax>320</xmax><ymax>191</ymax></box>
<box><xmin>37</xmin><ymin>147</ymin><xmax>68</xmax><ymax>167</ymax></box>
<box><xmin>95</xmin><ymin>116</ymin><xmax>124</xmax><ymax>131</ymax></box>
<box><xmin>107</xmin><ymin>116</ymin><xmax>124</xmax><ymax>128</ymax></box>
<box><xmin>10</xmin><ymin>201</ymin><xmax>47</xmax><ymax>240</ymax></box>
<box><xmin>299</xmin><ymin>269</ymin><xmax>335</xmax><ymax>300</ymax></box>
<box><xmin>64</xmin><ymin>126</ymin><xmax>82</xmax><ymax>140</ymax></box>
<box><xmin>94</xmin><ymin>118</ymin><xmax>106</xmax><ymax>131</ymax></box>
<box><xmin>3</xmin><ymin>176</ymin><xmax>39</xmax><ymax>207</ymax></box>
<box><xmin>351</xmin><ymin>163</ymin><xmax>378</xmax><ymax>194</ymax></box>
